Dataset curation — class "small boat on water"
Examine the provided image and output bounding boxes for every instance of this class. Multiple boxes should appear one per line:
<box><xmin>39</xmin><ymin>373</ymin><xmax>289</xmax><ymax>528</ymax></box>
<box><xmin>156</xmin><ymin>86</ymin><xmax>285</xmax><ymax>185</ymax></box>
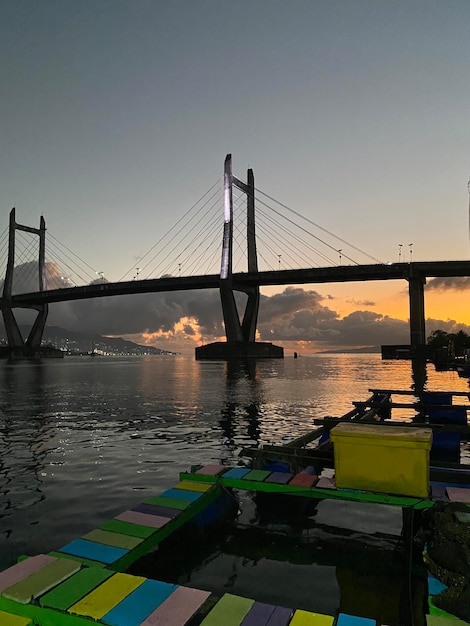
<box><xmin>0</xmin><ymin>389</ymin><xmax>469</xmax><ymax>626</ymax></box>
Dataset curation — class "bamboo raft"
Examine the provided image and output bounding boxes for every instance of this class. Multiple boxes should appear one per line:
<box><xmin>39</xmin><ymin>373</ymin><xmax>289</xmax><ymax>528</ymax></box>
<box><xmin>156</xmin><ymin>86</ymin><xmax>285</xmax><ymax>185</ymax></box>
<box><xmin>1</xmin><ymin>389</ymin><xmax>469</xmax><ymax>626</ymax></box>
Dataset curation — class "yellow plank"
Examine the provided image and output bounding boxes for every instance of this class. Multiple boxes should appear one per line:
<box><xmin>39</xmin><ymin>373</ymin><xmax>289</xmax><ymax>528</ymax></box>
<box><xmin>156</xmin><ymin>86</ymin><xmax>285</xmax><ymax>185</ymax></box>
<box><xmin>68</xmin><ymin>572</ymin><xmax>145</xmax><ymax>619</ymax></box>
<box><xmin>290</xmin><ymin>610</ymin><xmax>335</xmax><ymax>626</ymax></box>
<box><xmin>0</xmin><ymin>610</ymin><xmax>32</xmax><ymax>626</ymax></box>
<box><xmin>174</xmin><ymin>481</ymin><xmax>213</xmax><ymax>493</ymax></box>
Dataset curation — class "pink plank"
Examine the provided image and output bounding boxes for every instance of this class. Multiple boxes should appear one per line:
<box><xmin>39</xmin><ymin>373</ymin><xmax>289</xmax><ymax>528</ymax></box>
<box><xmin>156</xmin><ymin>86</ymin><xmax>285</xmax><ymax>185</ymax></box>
<box><xmin>140</xmin><ymin>586</ymin><xmax>211</xmax><ymax>625</ymax></box>
<box><xmin>115</xmin><ymin>510</ymin><xmax>171</xmax><ymax>529</ymax></box>
<box><xmin>197</xmin><ymin>465</ymin><xmax>226</xmax><ymax>476</ymax></box>
<box><xmin>446</xmin><ymin>487</ymin><xmax>470</xmax><ymax>503</ymax></box>
<box><xmin>316</xmin><ymin>477</ymin><xmax>337</xmax><ymax>489</ymax></box>
<box><xmin>0</xmin><ymin>555</ymin><xmax>56</xmax><ymax>593</ymax></box>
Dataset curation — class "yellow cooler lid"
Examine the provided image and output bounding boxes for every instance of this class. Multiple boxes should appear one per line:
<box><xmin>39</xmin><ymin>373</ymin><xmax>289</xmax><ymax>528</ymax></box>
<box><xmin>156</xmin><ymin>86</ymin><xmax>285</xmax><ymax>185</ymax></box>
<box><xmin>330</xmin><ymin>422</ymin><xmax>432</xmax><ymax>443</ymax></box>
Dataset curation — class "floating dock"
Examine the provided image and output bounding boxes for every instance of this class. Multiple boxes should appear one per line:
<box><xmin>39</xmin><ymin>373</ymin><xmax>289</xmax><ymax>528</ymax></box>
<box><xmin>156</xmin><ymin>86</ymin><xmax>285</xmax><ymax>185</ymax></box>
<box><xmin>0</xmin><ymin>459</ymin><xmax>469</xmax><ymax>626</ymax></box>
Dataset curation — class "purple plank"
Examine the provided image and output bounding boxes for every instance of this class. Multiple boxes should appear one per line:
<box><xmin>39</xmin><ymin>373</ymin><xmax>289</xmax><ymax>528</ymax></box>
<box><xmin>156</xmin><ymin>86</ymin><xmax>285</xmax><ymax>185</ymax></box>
<box><xmin>265</xmin><ymin>472</ymin><xmax>293</xmax><ymax>485</ymax></box>
<box><xmin>115</xmin><ymin>511</ymin><xmax>171</xmax><ymax>529</ymax></box>
<box><xmin>240</xmin><ymin>602</ymin><xmax>276</xmax><ymax>625</ymax></box>
<box><xmin>0</xmin><ymin>555</ymin><xmax>56</xmax><ymax>593</ymax></box>
<box><xmin>266</xmin><ymin>606</ymin><xmax>293</xmax><ymax>626</ymax></box>
<box><xmin>132</xmin><ymin>503</ymin><xmax>180</xmax><ymax>519</ymax></box>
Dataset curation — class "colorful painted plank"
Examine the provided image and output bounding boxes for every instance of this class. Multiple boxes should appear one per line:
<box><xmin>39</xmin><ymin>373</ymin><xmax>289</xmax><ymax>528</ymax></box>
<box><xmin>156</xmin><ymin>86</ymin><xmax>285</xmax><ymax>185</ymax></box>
<box><xmin>240</xmin><ymin>601</ymin><xmax>277</xmax><ymax>625</ymax></box>
<box><xmin>265</xmin><ymin>472</ymin><xmax>293</xmax><ymax>485</ymax></box>
<box><xmin>48</xmin><ymin>551</ymin><xmax>106</xmax><ymax>569</ymax></box>
<box><xmin>81</xmin><ymin>529</ymin><xmax>143</xmax><ymax>550</ymax></box>
<box><xmin>336</xmin><ymin>614</ymin><xmax>376</xmax><ymax>626</ymax></box>
<box><xmin>100</xmin><ymin>519</ymin><xmax>156</xmax><ymax>539</ymax></box>
<box><xmin>159</xmin><ymin>488</ymin><xmax>202</xmax><ymax>502</ymax></box>
<box><xmin>132</xmin><ymin>503</ymin><xmax>181</xmax><ymax>518</ymax></box>
<box><xmin>222</xmin><ymin>468</ymin><xmax>250</xmax><ymax>480</ymax></box>
<box><xmin>39</xmin><ymin>567</ymin><xmax>114</xmax><ymax>610</ymax></box>
<box><xmin>102</xmin><ymin>578</ymin><xmax>177</xmax><ymax>626</ymax></box>
<box><xmin>115</xmin><ymin>510</ymin><xmax>171</xmax><ymax>530</ymax></box>
<box><xmin>197</xmin><ymin>465</ymin><xmax>226</xmax><ymax>476</ymax></box>
<box><xmin>289</xmin><ymin>474</ymin><xmax>317</xmax><ymax>488</ymax></box>
<box><xmin>199</xmin><ymin>593</ymin><xmax>254</xmax><ymax>626</ymax></box>
<box><xmin>243</xmin><ymin>470</ymin><xmax>271</xmax><ymax>482</ymax></box>
<box><xmin>446</xmin><ymin>487</ymin><xmax>470</xmax><ymax>503</ymax></box>
<box><xmin>426</xmin><ymin>615</ymin><xmax>470</xmax><ymax>625</ymax></box>
<box><xmin>68</xmin><ymin>572</ymin><xmax>145</xmax><ymax>620</ymax></box>
<box><xmin>143</xmin><ymin>495</ymin><xmax>192</xmax><ymax>510</ymax></box>
<box><xmin>0</xmin><ymin>555</ymin><xmax>57</xmax><ymax>594</ymax></box>
<box><xmin>290</xmin><ymin>609</ymin><xmax>334</xmax><ymax>625</ymax></box>
<box><xmin>174</xmin><ymin>481</ymin><xmax>213</xmax><ymax>493</ymax></box>
<box><xmin>139</xmin><ymin>586</ymin><xmax>211</xmax><ymax>626</ymax></box>
<box><xmin>0</xmin><ymin>610</ymin><xmax>32</xmax><ymax>626</ymax></box>
<box><xmin>266</xmin><ymin>606</ymin><xmax>294</xmax><ymax>626</ymax></box>
<box><xmin>1</xmin><ymin>558</ymin><xmax>80</xmax><ymax>604</ymax></box>
<box><xmin>428</xmin><ymin>576</ymin><xmax>447</xmax><ymax>596</ymax></box>
<box><xmin>59</xmin><ymin>539</ymin><xmax>128</xmax><ymax>565</ymax></box>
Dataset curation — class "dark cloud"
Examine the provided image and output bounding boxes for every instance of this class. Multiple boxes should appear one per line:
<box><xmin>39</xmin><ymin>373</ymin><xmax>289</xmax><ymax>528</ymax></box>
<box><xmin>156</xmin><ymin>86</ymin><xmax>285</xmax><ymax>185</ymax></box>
<box><xmin>346</xmin><ymin>298</ymin><xmax>375</xmax><ymax>306</ymax></box>
<box><xmin>426</xmin><ymin>276</ymin><xmax>470</xmax><ymax>291</ymax></box>
<box><xmin>4</xmin><ymin>263</ymin><xmax>470</xmax><ymax>351</ymax></box>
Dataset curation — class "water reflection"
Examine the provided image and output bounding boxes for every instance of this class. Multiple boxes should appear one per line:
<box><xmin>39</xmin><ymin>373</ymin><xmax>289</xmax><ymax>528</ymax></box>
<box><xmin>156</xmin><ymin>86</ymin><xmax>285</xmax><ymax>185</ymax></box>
<box><xmin>410</xmin><ymin>358</ymin><xmax>427</xmax><ymax>394</ymax></box>
<box><xmin>220</xmin><ymin>360</ymin><xmax>263</xmax><ymax>449</ymax></box>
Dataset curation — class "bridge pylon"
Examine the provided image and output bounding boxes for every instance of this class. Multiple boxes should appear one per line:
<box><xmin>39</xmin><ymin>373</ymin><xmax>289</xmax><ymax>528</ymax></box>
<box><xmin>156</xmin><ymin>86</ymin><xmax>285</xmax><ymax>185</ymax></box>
<box><xmin>1</xmin><ymin>208</ymin><xmax>59</xmax><ymax>359</ymax></box>
<box><xmin>196</xmin><ymin>155</ymin><xmax>283</xmax><ymax>359</ymax></box>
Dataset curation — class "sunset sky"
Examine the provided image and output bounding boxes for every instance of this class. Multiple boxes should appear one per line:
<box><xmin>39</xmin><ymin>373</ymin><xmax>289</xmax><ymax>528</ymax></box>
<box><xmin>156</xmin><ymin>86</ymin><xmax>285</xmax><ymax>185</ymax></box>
<box><xmin>1</xmin><ymin>1</ymin><xmax>470</xmax><ymax>354</ymax></box>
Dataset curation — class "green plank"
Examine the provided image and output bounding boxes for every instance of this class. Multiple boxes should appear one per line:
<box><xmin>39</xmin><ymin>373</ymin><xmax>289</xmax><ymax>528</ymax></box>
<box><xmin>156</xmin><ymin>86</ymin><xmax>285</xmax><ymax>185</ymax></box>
<box><xmin>243</xmin><ymin>469</ymin><xmax>271</xmax><ymax>482</ymax></box>
<box><xmin>100</xmin><ymin>518</ymin><xmax>156</xmax><ymax>539</ymax></box>
<box><xmin>143</xmin><ymin>495</ymin><xmax>190</xmax><ymax>510</ymax></box>
<box><xmin>39</xmin><ymin>568</ymin><xmax>113</xmax><ymax>611</ymax></box>
<box><xmin>81</xmin><ymin>529</ymin><xmax>143</xmax><ymax>550</ymax></box>
<box><xmin>199</xmin><ymin>593</ymin><xmax>254</xmax><ymax>626</ymax></box>
<box><xmin>2</xmin><ymin>558</ymin><xmax>80</xmax><ymax>604</ymax></box>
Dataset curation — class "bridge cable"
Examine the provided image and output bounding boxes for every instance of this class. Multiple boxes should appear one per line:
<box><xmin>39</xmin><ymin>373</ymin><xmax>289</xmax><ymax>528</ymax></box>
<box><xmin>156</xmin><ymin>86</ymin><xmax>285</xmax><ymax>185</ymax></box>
<box><xmin>119</xmin><ymin>178</ymin><xmax>221</xmax><ymax>281</ymax></box>
<box><xmin>254</xmin><ymin>187</ymin><xmax>384</xmax><ymax>264</ymax></box>
<box><xmin>139</xmin><ymin>188</ymin><xmax>222</xmax><ymax>279</ymax></box>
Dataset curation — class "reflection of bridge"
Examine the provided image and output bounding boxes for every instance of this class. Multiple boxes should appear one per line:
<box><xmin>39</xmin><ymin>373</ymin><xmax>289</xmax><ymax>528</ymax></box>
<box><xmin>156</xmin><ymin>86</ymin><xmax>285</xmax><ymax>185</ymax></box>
<box><xmin>2</xmin><ymin>154</ymin><xmax>470</xmax><ymax>357</ymax></box>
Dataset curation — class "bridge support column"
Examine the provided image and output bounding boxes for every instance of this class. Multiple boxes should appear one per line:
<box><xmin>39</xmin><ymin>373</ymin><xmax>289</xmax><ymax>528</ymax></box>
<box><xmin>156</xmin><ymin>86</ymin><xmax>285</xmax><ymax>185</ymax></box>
<box><xmin>408</xmin><ymin>274</ymin><xmax>426</xmax><ymax>353</ymax></box>
<box><xmin>196</xmin><ymin>155</ymin><xmax>283</xmax><ymax>359</ymax></box>
<box><xmin>1</xmin><ymin>208</ymin><xmax>54</xmax><ymax>359</ymax></box>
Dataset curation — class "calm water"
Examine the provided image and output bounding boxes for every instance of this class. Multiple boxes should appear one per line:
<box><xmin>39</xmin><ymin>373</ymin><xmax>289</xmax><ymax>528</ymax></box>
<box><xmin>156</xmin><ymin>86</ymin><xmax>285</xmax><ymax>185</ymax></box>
<box><xmin>0</xmin><ymin>353</ymin><xmax>468</xmax><ymax>618</ymax></box>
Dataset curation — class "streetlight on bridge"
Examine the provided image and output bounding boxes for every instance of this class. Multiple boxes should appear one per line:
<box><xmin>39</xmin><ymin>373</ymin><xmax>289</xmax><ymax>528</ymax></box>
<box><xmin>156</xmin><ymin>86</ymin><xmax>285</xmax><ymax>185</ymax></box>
<box><xmin>409</xmin><ymin>243</ymin><xmax>413</xmax><ymax>262</ymax></box>
<box><xmin>398</xmin><ymin>244</ymin><xmax>403</xmax><ymax>262</ymax></box>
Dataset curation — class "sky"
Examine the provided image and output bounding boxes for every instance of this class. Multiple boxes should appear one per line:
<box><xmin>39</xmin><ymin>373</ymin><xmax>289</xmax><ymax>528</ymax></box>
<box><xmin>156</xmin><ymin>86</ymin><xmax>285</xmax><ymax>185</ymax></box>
<box><xmin>1</xmin><ymin>1</ymin><xmax>470</xmax><ymax>354</ymax></box>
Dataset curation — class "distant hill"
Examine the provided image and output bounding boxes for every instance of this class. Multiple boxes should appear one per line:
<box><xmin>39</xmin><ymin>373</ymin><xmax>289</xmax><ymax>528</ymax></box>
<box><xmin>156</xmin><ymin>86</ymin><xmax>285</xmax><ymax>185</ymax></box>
<box><xmin>316</xmin><ymin>346</ymin><xmax>381</xmax><ymax>354</ymax></box>
<box><xmin>0</xmin><ymin>325</ymin><xmax>177</xmax><ymax>356</ymax></box>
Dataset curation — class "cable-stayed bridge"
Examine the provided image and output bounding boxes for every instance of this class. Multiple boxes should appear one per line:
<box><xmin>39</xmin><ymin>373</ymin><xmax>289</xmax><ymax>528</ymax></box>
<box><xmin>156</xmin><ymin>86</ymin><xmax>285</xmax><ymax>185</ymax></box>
<box><xmin>1</xmin><ymin>154</ymin><xmax>470</xmax><ymax>358</ymax></box>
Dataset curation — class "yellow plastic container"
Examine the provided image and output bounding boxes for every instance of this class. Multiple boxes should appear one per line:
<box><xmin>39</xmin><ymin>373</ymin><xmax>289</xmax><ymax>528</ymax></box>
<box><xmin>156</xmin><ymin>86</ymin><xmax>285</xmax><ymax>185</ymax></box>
<box><xmin>330</xmin><ymin>423</ymin><xmax>432</xmax><ymax>498</ymax></box>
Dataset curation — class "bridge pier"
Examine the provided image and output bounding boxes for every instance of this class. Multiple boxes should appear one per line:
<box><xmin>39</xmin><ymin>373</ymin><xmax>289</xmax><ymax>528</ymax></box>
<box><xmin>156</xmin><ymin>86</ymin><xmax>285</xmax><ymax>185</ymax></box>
<box><xmin>408</xmin><ymin>273</ymin><xmax>427</xmax><ymax>354</ymax></box>
<box><xmin>196</xmin><ymin>155</ymin><xmax>283</xmax><ymax>360</ymax></box>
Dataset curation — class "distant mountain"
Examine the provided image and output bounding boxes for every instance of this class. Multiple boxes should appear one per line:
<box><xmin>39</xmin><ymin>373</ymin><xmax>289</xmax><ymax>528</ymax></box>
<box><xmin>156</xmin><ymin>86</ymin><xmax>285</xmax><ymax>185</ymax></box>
<box><xmin>316</xmin><ymin>346</ymin><xmax>381</xmax><ymax>354</ymax></box>
<box><xmin>0</xmin><ymin>325</ymin><xmax>177</xmax><ymax>356</ymax></box>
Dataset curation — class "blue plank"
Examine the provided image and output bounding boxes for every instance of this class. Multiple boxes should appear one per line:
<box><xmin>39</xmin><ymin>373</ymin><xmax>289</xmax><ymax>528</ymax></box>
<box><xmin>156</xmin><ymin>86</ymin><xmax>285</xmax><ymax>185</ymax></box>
<box><xmin>102</xmin><ymin>578</ymin><xmax>177</xmax><ymax>626</ymax></box>
<box><xmin>59</xmin><ymin>539</ymin><xmax>128</xmax><ymax>564</ymax></box>
<box><xmin>336</xmin><ymin>614</ymin><xmax>376</xmax><ymax>626</ymax></box>
<box><xmin>223</xmin><ymin>468</ymin><xmax>250</xmax><ymax>479</ymax></box>
<box><xmin>159</xmin><ymin>488</ymin><xmax>202</xmax><ymax>502</ymax></box>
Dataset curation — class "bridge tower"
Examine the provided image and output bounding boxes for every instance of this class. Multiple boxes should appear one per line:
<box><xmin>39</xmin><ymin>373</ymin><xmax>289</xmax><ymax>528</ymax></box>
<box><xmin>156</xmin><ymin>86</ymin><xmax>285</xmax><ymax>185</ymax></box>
<box><xmin>1</xmin><ymin>208</ymin><xmax>54</xmax><ymax>358</ymax></box>
<box><xmin>196</xmin><ymin>155</ymin><xmax>283</xmax><ymax>359</ymax></box>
